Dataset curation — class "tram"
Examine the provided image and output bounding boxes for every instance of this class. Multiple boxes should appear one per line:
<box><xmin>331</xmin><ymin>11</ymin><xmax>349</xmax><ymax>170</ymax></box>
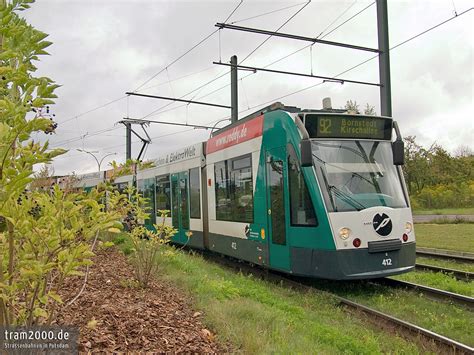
<box><xmin>75</xmin><ymin>101</ymin><xmax>416</xmax><ymax>280</ymax></box>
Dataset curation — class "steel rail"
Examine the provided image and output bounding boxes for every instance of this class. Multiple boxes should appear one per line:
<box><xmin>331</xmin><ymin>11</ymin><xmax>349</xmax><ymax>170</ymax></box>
<box><xmin>196</xmin><ymin>250</ymin><xmax>474</xmax><ymax>354</ymax></box>
<box><xmin>417</xmin><ymin>249</ymin><xmax>474</xmax><ymax>263</ymax></box>
<box><xmin>415</xmin><ymin>263</ymin><xmax>473</xmax><ymax>282</ymax></box>
<box><xmin>374</xmin><ymin>278</ymin><xmax>473</xmax><ymax>309</ymax></box>
<box><xmin>338</xmin><ymin>298</ymin><xmax>474</xmax><ymax>354</ymax></box>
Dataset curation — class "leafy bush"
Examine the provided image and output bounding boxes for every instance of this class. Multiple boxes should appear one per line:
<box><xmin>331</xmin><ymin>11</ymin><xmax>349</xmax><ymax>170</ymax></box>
<box><xmin>1</xmin><ymin>187</ymin><xmax>121</xmax><ymax>325</ymax></box>
<box><xmin>107</xmin><ymin>187</ymin><xmax>177</xmax><ymax>288</ymax></box>
<box><xmin>413</xmin><ymin>181</ymin><xmax>474</xmax><ymax>209</ymax></box>
<box><xmin>0</xmin><ymin>1</ymin><xmax>123</xmax><ymax>326</ymax></box>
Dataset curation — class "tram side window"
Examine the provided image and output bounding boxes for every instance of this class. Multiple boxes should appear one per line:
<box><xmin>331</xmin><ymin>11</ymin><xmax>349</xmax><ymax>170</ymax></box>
<box><xmin>288</xmin><ymin>145</ymin><xmax>318</xmax><ymax>226</ymax></box>
<box><xmin>189</xmin><ymin>168</ymin><xmax>201</xmax><ymax>219</ymax></box>
<box><xmin>155</xmin><ymin>174</ymin><xmax>171</xmax><ymax>217</ymax></box>
<box><xmin>114</xmin><ymin>182</ymin><xmax>128</xmax><ymax>194</ymax></box>
<box><xmin>215</xmin><ymin>154</ymin><xmax>253</xmax><ymax>223</ymax></box>
<box><xmin>137</xmin><ymin>178</ymin><xmax>156</xmax><ymax>223</ymax></box>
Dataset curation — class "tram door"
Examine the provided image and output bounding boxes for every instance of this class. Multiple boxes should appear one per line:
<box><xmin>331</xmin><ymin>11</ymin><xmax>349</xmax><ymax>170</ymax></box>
<box><xmin>266</xmin><ymin>147</ymin><xmax>291</xmax><ymax>271</ymax></box>
<box><xmin>171</xmin><ymin>171</ymin><xmax>190</xmax><ymax>244</ymax></box>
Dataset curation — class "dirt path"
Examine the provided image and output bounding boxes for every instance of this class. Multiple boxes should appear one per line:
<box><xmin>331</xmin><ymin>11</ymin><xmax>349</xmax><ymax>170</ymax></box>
<box><xmin>55</xmin><ymin>247</ymin><xmax>225</xmax><ymax>352</ymax></box>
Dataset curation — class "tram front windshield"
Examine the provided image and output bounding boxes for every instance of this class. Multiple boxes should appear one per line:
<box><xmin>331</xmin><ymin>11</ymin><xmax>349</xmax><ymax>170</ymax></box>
<box><xmin>312</xmin><ymin>140</ymin><xmax>408</xmax><ymax>212</ymax></box>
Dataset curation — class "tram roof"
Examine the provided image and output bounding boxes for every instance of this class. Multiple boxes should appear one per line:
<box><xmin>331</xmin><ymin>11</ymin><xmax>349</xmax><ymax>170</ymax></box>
<box><xmin>211</xmin><ymin>102</ymin><xmax>347</xmax><ymax>137</ymax></box>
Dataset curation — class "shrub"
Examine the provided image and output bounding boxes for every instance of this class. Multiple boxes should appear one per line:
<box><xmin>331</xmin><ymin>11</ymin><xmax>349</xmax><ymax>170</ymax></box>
<box><xmin>0</xmin><ymin>1</ymin><xmax>123</xmax><ymax>326</ymax></box>
<box><xmin>107</xmin><ymin>186</ymin><xmax>177</xmax><ymax>288</ymax></box>
<box><xmin>414</xmin><ymin>181</ymin><xmax>474</xmax><ymax>209</ymax></box>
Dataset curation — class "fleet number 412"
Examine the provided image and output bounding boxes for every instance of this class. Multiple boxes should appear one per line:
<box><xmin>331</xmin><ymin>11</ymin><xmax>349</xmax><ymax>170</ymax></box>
<box><xmin>382</xmin><ymin>258</ymin><xmax>392</xmax><ymax>266</ymax></box>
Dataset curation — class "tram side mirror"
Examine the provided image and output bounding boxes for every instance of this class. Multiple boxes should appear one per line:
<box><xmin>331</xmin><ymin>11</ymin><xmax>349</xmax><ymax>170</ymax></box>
<box><xmin>300</xmin><ymin>139</ymin><xmax>313</xmax><ymax>167</ymax></box>
<box><xmin>392</xmin><ymin>140</ymin><xmax>404</xmax><ymax>165</ymax></box>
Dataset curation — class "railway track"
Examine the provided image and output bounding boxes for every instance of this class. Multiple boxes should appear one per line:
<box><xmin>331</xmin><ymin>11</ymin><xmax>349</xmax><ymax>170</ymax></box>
<box><xmin>417</xmin><ymin>248</ymin><xmax>474</xmax><ymax>263</ymax></box>
<box><xmin>415</xmin><ymin>263</ymin><xmax>473</xmax><ymax>282</ymax></box>
<box><xmin>200</xmin><ymin>252</ymin><xmax>474</xmax><ymax>354</ymax></box>
<box><xmin>373</xmin><ymin>278</ymin><xmax>474</xmax><ymax>309</ymax></box>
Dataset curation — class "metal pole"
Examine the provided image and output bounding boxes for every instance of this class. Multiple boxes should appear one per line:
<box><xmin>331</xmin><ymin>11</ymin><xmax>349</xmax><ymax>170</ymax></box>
<box><xmin>230</xmin><ymin>55</ymin><xmax>238</xmax><ymax>123</ymax></box>
<box><xmin>98</xmin><ymin>153</ymin><xmax>117</xmax><ymax>172</ymax></box>
<box><xmin>125</xmin><ymin>122</ymin><xmax>131</xmax><ymax>161</ymax></box>
<box><xmin>376</xmin><ymin>0</ymin><xmax>392</xmax><ymax>117</ymax></box>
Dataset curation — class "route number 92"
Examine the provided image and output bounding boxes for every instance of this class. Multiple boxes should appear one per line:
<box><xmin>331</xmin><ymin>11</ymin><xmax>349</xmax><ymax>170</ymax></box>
<box><xmin>382</xmin><ymin>258</ymin><xmax>392</xmax><ymax>266</ymax></box>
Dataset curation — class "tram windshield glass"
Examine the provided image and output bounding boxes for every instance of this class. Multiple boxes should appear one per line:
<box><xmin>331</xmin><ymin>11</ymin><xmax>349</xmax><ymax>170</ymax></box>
<box><xmin>312</xmin><ymin>140</ymin><xmax>408</xmax><ymax>212</ymax></box>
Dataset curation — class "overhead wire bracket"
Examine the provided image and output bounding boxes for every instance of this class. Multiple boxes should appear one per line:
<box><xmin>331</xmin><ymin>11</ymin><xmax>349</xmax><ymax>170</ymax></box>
<box><xmin>213</xmin><ymin>61</ymin><xmax>380</xmax><ymax>87</ymax></box>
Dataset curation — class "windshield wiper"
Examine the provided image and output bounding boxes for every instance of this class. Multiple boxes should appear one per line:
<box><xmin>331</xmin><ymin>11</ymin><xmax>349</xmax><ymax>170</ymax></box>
<box><xmin>373</xmin><ymin>159</ymin><xmax>384</xmax><ymax>177</ymax></box>
<box><xmin>328</xmin><ymin>185</ymin><xmax>366</xmax><ymax>211</ymax></box>
<box><xmin>320</xmin><ymin>167</ymin><xmax>337</xmax><ymax>212</ymax></box>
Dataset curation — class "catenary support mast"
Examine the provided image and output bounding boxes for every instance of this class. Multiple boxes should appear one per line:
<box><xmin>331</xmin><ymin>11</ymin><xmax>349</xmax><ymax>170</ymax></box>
<box><xmin>230</xmin><ymin>55</ymin><xmax>238</xmax><ymax>123</ymax></box>
<box><xmin>376</xmin><ymin>0</ymin><xmax>392</xmax><ymax>117</ymax></box>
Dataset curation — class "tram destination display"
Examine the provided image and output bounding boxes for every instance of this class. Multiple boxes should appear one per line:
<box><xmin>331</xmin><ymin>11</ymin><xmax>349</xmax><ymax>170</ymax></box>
<box><xmin>305</xmin><ymin>114</ymin><xmax>392</xmax><ymax>140</ymax></box>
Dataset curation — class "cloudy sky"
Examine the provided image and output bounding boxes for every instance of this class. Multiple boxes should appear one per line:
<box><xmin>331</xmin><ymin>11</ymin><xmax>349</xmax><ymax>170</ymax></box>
<box><xmin>23</xmin><ymin>0</ymin><xmax>473</xmax><ymax>175</ymax></box>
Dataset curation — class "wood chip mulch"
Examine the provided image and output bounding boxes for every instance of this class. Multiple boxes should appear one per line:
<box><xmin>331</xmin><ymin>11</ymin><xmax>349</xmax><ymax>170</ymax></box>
<box><xmin>54</xmin><ymin>247</ymin><xmax>226</xmax><ymax>353</ymax></box>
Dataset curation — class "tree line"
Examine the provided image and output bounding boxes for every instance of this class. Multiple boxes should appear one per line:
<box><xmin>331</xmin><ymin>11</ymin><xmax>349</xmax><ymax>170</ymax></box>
<box><xmin>403</xmin><ymin>137</ymin><xmax>473</xmax><ymax>209</ymax></box>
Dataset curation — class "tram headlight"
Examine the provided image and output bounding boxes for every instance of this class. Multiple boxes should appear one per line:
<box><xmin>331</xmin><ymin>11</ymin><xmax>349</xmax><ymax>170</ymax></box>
<box><xmin>405</xmin><ymin>222</ymin><xmax>413</xmax><ymax>234</ymax></box>
<box><xmin>339</xmin><ymin>227</ymin><xmax>351</xmax><ymax>240</ymax></box>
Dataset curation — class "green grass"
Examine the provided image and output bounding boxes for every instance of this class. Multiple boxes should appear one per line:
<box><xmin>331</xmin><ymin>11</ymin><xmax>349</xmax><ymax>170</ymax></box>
<box><xmin>413</xmin><ymin>207</ymin><xmax>474</xmax><ymax>215</ymax></box>
<box><xmin>416</xmin><ymin>256</ymin><xmax>474</xmax><ymax>273</ymax></box>
<box><xmin>415</xmin><ymin>224</ymin><xmax>474</xmax><ymax>253</ymax></box>
<box><xmin>416</xmin><ymin>216</ymin><xmax>474</xmax><ymax>224</ymax></box>
<box><xmin>113</xmin><ymin>241</ymin><xmax>419</xmax><ymax>353</ymax></box>
<box><xmin>110</xmin><ymin>232</ymin><xmax>135</xmax><ymax>255</ymax></box>
<box><xmin>393</xmin><ymin>271</ymin><xmax>474</xmax><ymax>297</ymax></box>
<box><xmin>311</xmin><ymin>279</ymin><xmax>474</xmax><ymax>346</ymax></box>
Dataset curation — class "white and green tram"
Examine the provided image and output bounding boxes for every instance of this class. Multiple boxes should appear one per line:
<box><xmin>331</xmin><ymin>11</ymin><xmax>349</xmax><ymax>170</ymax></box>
<box><xmin>85</xmin><ymin>102</ymin><xmax>416</xmax><ymax>280</ymax></box>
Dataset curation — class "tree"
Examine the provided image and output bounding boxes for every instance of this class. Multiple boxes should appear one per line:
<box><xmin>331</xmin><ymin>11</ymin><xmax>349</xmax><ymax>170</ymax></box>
<box><xmin>108</xmin><ymin>159</ymin><xmax>155</xmax><ymax>183</ymax></box>
<box><xmin>344</xmin><ymin>100</ymin><xmax>360</xmax><ymax>114</ymax></box>
<box><xmin>29</xmin><ymin>164</ymin><xmax>55</xmax><ymax>191</ymax></box>
<box><xmin>344</xmin><ymin>100</ymin><xmax>376</xmax><ymax>115</ymax></box>
<box><xmin>454</xmin><ymin>145</ymin><xmax>473</xmax><ymax>158</ymax></box>
<box><xmin>403</xmin><ymin>136</ymin><xmax>474</xmax><ymax>209</ymax></box>
<box><xmin>403</xmin><ymin>136</ymin><xmax>431</xmax><ymax>195</ymax></box>
<box><xmin>363</xmin><ymin>103</ymin><xmax>376</xmax><ymax>116</ymax></box>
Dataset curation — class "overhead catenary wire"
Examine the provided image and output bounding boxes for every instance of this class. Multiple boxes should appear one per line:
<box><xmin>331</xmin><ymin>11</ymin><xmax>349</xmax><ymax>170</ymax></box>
<box><xmin>239</xmin><ymin>1</ymin><xmax>312</xmax><ymax>64</ymax></box>
<box><xmin>321</xmin><ymin>1</ymin><xmax>375</xmax><ymax>39</ymax></box>
<box><xmin>132</xmin><ymin>0</ymin><xmax>244</xmax><ymax>93</ymax></box>
<box><xmin>192</xmin><ymin>1</ymin><xmax>464</xmax><ymax>108</ymax></box>
<box><xmin>315</xmin><ymin>0</ymin><xmax>358</xmax><ymax>39</ymax></box>
<box><xmin>171</xmin><ymin>1</ymin><xmax>376</xmax><ymax>110</ymax></box>
<box><xmin>60</xmin><ymin>95</ymin><xmax>128</xmax><ymax>125</ymax></box>
<box><xmin>56</xmin><ymin>1</ymin><xmax>367</xmax><ymax>131</ymax></box>
<box><xmin>140</xmin><ymin>66</ymin><xmax>217</xmax><ymax>92</ymax></box>
<box><xmin>53</xmin><ymin>2</ymin><xmax>245</xmax><ymax>152</ymax></box>
<box><xmin>230</xmin><ymin>2</ymin><xmax>308</xmax><ymax>24</ymax></box>
<box><xmin>50</xmin><ymin>126</ymin><xmax>122</xmax><ymax>148</ymax></box>
<box><xmin>57</xmin><ymin>2</ymin><xmax>364</xmax><ymax>128</ymax></box>
<box><xmin>50</xmin><ymin>1</ymin><xmax>383</xmax><ymax>147</ymax></box>
<box><xmin>139</xmin><ymin>0</ymin><xmax>314</xmax><ymax>120</ymax></box>
<box><xmin>60</xmin><ymin>66</ymin><xmax>219</xmax><ymax>128</ymax></box>
<box><xmin>54</xmin><ymin>115</ymin><xmax>232</xmax><ymax>162</ymax></box>
<box><xmin>234</xmin><ymin>6</ymin><xmax>474</xmax><ymax>112</ymax></box>
<box><xmin>53</xmin><ymin>4</ymin><xmax>473</xmax><ymax>158</ymax></box>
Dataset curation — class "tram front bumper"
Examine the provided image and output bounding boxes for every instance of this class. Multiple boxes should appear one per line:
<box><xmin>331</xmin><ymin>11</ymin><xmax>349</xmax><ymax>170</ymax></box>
<box><xmin>290</xmin><ymin>242</ymin><xmax>416</xmax><ymax>280</ymax></box>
